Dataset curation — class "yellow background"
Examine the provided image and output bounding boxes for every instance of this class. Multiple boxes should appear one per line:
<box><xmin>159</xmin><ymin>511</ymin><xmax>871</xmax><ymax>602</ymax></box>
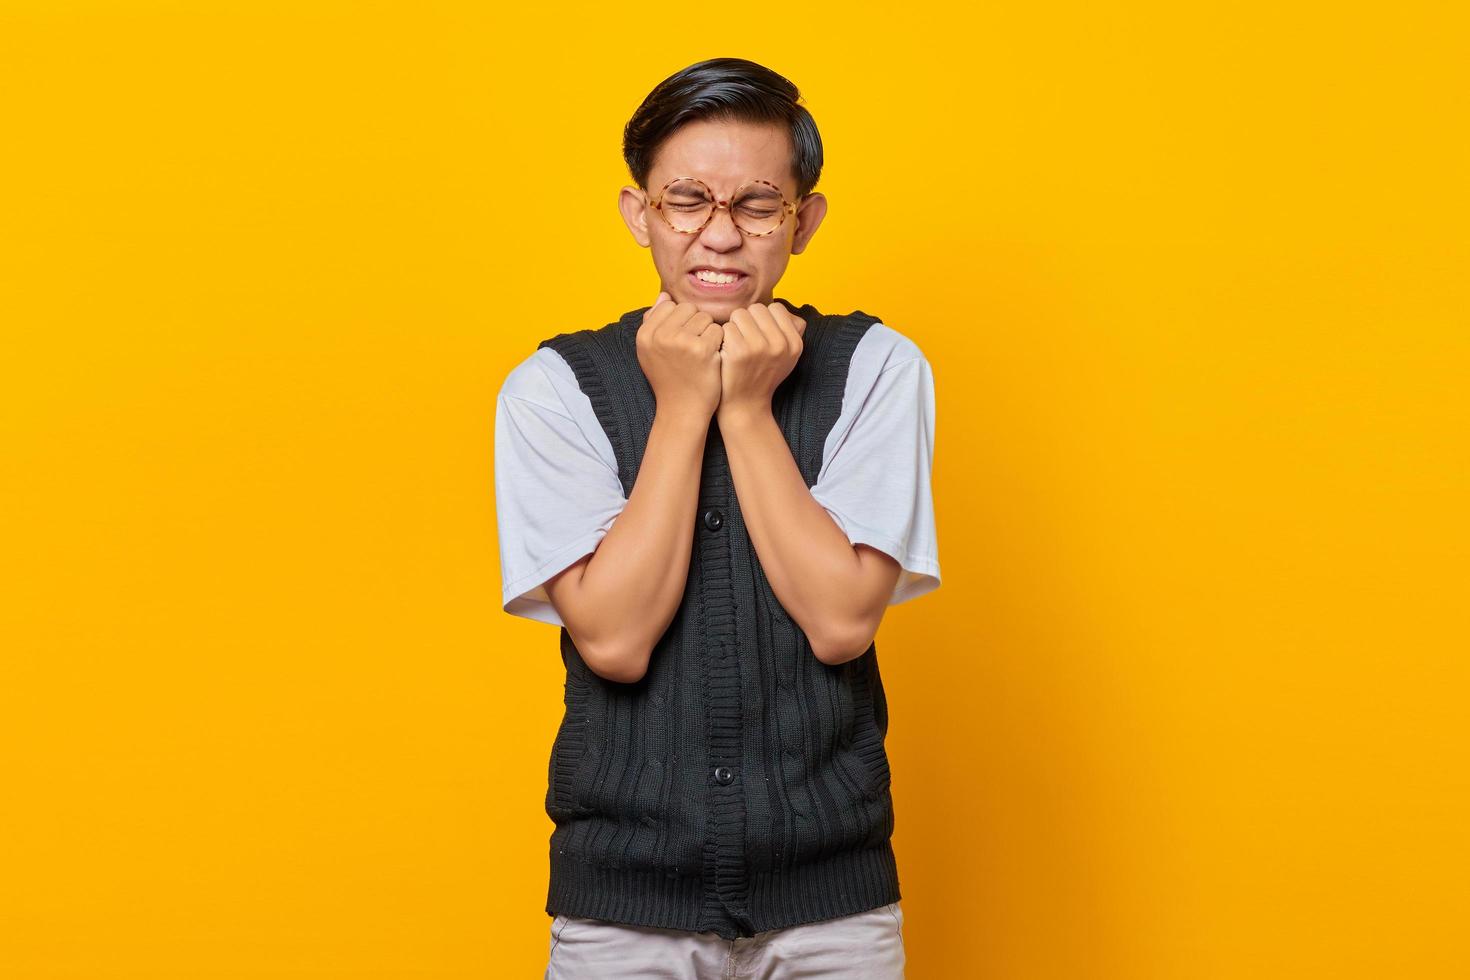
<box><xmin>2</xmin><ymin>1</ymin><xmax>1466</xmax><ymax>977</ymax></box>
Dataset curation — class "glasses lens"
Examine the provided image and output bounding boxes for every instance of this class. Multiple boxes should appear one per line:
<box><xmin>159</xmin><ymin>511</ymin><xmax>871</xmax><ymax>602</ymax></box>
<box><xmin>659</xmin><ymin>179</ymin><xmax>787</xmax><ymax>234</ymax></box>
<box><xmin>729</xmin><ymin>182</ymin><xmax>785</xmax><ymax>235</ymax></box>
<box><xmin>661</xmin><ymin>179</ymin><xmax>714</xmax><ymax>232</ymax></box>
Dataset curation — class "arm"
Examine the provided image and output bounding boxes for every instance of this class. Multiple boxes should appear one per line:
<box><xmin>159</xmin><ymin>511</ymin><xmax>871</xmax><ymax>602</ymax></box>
<box><xmin>543</xmin><ymin>409</ymin><xmax>709</xmax><ymax>683</ymax></box>
<box><xmin>718</xmin><ymin>407</ymin><xmax>902</xmax><ymax>665</ymax></box>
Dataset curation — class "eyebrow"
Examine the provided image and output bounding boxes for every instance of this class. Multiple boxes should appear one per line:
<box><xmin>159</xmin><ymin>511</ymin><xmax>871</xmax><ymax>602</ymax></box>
<box><xmin>677</xmin><ymin>178</ymin><xmax>786</xmax><ymax>198</ymax></box>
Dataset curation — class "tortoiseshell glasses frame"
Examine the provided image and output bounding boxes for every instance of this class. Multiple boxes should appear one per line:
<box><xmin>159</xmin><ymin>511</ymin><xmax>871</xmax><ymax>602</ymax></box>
<box><xmin>646</xmin><ymin>176</ymin><xmax>799</xmax><ymax>238</ymax></box>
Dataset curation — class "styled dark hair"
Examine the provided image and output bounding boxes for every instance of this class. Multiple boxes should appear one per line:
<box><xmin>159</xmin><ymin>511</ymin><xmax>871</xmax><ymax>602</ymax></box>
<box><xmin>623</xmin><ymin>58</ymin><xmax>823</xmax><ymax>200</ymax></box>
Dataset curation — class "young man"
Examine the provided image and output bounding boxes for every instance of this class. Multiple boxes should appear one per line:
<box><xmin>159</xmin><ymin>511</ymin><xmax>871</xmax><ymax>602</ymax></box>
<box><xmin>495</xmin><ymin>58</ymin><xmax>940</xmax><ymax>979</ymax></box>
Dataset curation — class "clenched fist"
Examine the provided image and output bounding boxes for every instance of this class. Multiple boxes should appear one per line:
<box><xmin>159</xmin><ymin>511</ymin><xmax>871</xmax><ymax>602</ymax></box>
<box><xmin>636</xmin><ymin>291</ymin><xmax>725</xmax><ymax>419</ymax></box>
<box><xmin>714</xmin><ymin>302</ymin><xmax>807</xmax><ymax>424</ymax></box>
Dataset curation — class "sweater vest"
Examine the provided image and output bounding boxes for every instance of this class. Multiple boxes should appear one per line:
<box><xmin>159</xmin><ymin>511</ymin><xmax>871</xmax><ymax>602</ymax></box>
<box><xmin>535</xmin><ymin>297</ymin><xmax>900</xmax><ymax>940</ymax></box>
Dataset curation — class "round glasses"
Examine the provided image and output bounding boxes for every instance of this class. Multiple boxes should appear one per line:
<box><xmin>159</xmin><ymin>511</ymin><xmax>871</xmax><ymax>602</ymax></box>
<box><xmin>647</xmin><ymin>176</ymin><xmax>797</xmax><ymax>237</ymax></box>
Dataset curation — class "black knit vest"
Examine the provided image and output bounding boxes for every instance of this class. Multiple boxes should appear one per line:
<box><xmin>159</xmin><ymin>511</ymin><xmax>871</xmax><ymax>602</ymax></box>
<box><xmin>535</xmin><ymin>297</ymin><xmax>900</xmax><ymax>940</ymax></box>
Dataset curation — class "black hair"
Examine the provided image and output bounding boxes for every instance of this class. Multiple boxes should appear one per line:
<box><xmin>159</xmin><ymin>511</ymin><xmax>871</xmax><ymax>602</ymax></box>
<box><xmin>623</xmin><ymin>58</ymin><xmax>823</xmax><ymax>200</ymax></box>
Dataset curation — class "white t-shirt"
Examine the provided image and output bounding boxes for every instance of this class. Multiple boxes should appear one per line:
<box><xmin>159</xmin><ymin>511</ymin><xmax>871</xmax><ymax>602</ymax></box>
<box><xmin>495</xmin><ymin>321</ymin><xmax>941</xmax><ymax>627</ymax></box>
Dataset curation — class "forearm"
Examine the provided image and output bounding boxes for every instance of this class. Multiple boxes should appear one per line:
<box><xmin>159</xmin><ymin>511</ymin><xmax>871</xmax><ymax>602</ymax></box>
<box><xmin>717</xmin><ymin>407</ymin><xmax>867</xmax><ymax>661</ymax></box>
<box><xmin>570</xmin><ymin>408</ymin><xmax>709</xmax><ymax>680</ymax></box>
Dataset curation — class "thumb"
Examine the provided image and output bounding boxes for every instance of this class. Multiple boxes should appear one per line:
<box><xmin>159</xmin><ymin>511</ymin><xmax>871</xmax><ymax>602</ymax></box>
<box><xmin>653</xmin><ymin>290</ymin><xmax>670</xmax><ymax>309</ymax></box>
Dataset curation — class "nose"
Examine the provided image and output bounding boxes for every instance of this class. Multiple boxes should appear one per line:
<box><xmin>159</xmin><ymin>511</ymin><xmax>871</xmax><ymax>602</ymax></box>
<box><xmin>697</xmin><ymin>202</ymin><xmax>744</xmax><ymax>249</ymax></box>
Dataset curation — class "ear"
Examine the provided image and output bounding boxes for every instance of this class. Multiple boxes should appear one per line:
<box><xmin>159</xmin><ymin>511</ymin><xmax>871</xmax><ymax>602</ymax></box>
<box><xmin>789</xmin><ymin>192</ymin><xmax>827</xmax><ymax>256</ymax></box>
<box><xmin>618</xmin><ymin>185</ymin><xmax>653</xmax><ymax>247</ymax></box>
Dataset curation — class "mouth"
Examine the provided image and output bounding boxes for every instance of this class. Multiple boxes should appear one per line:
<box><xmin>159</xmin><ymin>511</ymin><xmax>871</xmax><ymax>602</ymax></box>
<box><xmin>687</xmin><ymin>268</ymin><xmax>749</xmax><ymax>293</ymax></box>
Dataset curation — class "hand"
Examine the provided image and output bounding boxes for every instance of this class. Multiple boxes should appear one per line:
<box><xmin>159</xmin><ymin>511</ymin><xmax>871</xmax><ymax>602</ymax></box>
<box><xmin>715</xmin><ymin>302</ymin><xmax>807</xmax><ymax>424</ymax></box>
<box><xmin>636</xmin><ymin>291</ymin><xmax>725</xmax><ymax>419</ymax></box>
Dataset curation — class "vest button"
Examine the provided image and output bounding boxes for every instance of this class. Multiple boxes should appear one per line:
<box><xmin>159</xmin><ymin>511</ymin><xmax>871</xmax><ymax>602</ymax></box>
<box><xmin>712</xmin><ymin>765</ymin><xmax>735</xmax><ymax>785</ymax></box>
<box><xmin>702</xmin><ymin>508</ymin><xmax>724</xmax><ymax>532</ymax></box>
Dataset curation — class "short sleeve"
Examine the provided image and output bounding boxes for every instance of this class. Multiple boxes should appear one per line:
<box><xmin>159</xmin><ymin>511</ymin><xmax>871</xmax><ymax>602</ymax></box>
<box><xmin>809</xmin><ymin>337</ymin><xmax>941</xmax><ymax>605</ymax></box>
<box><xmin>494</xmin><ymin>351</ymin><xmax>627</xmax><ymax>626</ymax></box>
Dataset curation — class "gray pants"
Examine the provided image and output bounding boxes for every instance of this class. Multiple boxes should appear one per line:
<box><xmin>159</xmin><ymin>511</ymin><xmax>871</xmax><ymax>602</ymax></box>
<box><xmin>545</xmin><ymin>901</ymin><xmax>906</xmax><ymax>979</ymax></box>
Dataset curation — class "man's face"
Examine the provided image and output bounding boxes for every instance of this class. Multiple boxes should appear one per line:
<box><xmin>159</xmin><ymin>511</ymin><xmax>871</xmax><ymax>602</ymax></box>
<box><xmin>619</xmin><ymin>118</ymin><xmax>827</xmax><ymax>323</ymax></box>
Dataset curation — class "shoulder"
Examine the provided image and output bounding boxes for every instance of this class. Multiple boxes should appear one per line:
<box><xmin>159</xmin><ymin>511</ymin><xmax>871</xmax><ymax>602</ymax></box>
<box><xmin>497</xmin><ymin>346</ymin><xmax>581</xmax><ymax>415</ymax></box>
<box><xmin>850</xmin><ymin>321</ymin><xmax>930</xmax><ymax>377</ymax></box>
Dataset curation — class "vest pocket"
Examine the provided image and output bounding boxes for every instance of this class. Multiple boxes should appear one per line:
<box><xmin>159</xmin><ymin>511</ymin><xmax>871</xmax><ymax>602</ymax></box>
<box><xmin>833</xmin><ymin>744</ymin><xmax>886</xmax><ymax>803</ymax></box>
<box><xmin>818</xmin><ymin>661</ymin><xmax>891</xmax><ymax>805</ymax></box>
<box><xmin>547</xmin><ymin>667</ymin><xmax>594</xmax><ymax>818</ymax></box>
<box><xmin>845</xmin><ymin>651</ymin><xmax>893</xmax><ymax>802</ymax></box>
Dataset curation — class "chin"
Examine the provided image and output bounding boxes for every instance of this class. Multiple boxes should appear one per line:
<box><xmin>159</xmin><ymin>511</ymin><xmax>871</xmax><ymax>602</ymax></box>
<box><xmin>669</xmin><ymin>281</ymin><xmax>758</xmax><ymax>310</ymax></box>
